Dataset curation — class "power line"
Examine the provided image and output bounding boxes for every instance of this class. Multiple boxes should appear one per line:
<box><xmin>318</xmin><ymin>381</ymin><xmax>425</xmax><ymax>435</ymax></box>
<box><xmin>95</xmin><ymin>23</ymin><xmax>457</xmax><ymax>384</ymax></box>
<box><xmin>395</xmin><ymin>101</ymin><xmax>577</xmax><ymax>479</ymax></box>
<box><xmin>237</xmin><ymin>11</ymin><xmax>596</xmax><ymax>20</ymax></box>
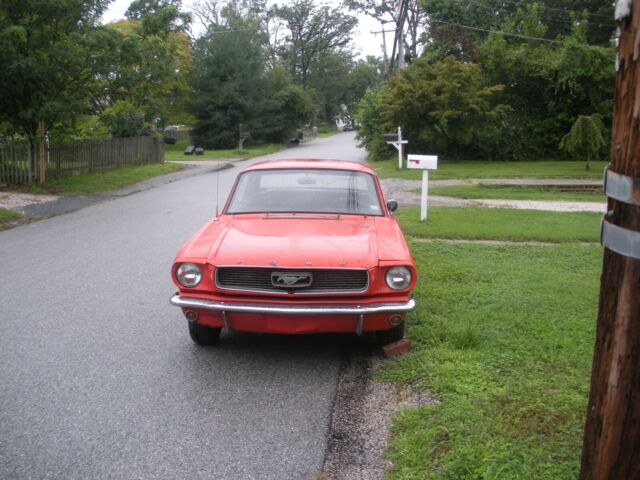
<box><xmin>441</xmin><ymin>0</ymin><xmax>614</xmax><ymax>22</ymax></box>
<box><xmin>430</xmin><ymin>19</ymin><xmax>561</xmax><ymax>43</ymax></box>
<box><xmin>531</xmin><ymin>3</ymin><xmax>612</xmax><ymax>20</ymax></box>
<box><xmin>429</xmin><ymin>18</ymin><xmax>612</xmax><ymax>50</ymax></box>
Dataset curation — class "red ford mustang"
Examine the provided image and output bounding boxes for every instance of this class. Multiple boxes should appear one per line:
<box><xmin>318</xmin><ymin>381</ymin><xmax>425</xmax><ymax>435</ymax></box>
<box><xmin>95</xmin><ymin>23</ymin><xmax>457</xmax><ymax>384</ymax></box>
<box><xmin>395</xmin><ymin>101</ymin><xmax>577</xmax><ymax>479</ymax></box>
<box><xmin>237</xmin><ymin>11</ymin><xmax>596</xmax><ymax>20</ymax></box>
<box><xmin>170</xmin><ymin>159</ymin><xmax>416</xmax><ymax>346</ymax></box>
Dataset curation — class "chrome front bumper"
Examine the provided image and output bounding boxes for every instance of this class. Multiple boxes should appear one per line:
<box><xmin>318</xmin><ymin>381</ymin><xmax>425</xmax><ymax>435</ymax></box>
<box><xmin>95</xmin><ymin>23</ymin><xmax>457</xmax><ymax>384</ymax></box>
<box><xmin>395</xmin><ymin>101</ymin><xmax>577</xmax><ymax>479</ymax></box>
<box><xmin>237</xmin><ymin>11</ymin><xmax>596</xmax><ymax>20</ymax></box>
<box><xmin>170</xmin><ymin>294</ymin><xmax>416</xmax><ymax>315</ymax></box>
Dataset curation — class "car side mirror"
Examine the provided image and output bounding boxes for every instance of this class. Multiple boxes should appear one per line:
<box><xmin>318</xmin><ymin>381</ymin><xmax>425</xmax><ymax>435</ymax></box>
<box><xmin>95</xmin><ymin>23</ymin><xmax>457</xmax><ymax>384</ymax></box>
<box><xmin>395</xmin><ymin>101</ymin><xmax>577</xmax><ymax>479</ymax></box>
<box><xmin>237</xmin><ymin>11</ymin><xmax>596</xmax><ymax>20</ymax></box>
<box><xmin>387</xmin><ymin>200</ymin><xmax>398</xmax><ymax>213</ymax></box>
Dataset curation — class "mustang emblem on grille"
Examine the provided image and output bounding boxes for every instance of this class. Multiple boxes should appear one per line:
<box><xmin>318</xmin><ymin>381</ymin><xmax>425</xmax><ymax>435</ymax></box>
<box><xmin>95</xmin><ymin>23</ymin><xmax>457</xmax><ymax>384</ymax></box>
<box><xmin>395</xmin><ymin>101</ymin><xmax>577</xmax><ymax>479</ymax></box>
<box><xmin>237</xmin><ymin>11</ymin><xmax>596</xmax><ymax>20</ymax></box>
<box><xmin>271</xmin><ymin>272</ymin><xmax>313</xmax><ymax>288</ymax></box>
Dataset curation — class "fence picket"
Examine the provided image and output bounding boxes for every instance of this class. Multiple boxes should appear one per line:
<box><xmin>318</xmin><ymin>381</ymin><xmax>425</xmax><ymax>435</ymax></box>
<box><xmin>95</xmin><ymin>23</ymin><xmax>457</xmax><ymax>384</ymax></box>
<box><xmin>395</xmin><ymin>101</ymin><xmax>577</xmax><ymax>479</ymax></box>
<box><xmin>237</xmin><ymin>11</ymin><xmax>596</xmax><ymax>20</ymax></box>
<box><xmin>0</xmin><ymin>136</ymin><xmax>164</xmax><ymax>185</ymax></box>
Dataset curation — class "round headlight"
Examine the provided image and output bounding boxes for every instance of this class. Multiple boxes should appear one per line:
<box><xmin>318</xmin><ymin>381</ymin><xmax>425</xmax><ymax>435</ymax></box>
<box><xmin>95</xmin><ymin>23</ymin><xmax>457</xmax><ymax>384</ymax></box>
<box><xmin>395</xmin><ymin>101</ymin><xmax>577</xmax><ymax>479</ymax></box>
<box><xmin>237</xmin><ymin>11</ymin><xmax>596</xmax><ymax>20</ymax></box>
<box><xmin>385</xmin><ymin>266</ymin><xmax>412</xmax><ymax>290</ymax></box>
<box><xmin>176</xmin><ymin>263</ymin><xmax>202</xmax><ymax>288</ymax></box>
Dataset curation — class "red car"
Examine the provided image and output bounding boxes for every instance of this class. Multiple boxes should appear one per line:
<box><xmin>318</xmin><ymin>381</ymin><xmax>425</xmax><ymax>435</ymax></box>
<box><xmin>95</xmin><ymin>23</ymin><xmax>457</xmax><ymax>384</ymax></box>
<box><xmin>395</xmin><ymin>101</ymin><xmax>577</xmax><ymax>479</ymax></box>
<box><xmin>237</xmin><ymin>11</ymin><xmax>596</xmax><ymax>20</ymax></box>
<box><xmin>170</xmin><ymin>159</ymin><xmax>416</xmax><ymax>346</ymax></box>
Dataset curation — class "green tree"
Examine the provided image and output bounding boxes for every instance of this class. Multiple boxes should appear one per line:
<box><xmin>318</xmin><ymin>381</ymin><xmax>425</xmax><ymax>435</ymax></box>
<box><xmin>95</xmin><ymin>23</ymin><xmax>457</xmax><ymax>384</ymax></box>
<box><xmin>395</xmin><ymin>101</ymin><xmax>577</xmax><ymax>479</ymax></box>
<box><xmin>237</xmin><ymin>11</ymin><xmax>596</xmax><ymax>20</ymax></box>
<box><xmin>378</xmin><ymin>56</ymin><xmax>508</xmax><ymax>158</ymax></box>
<box><xmin>354</xmin><ymin>87</ymin><xmax>394</xmax><ymax>160</ymax></box>
<box><xmin>125</xmin><ymin>0</ymin><xmax>191</xmax><ymax>34</ymax></box>
<box><xmin>477</xmin><ymin>9</ymin><xmax>614</xmax><ymax>158</ymax></box>
<box><xmin>253</xmin><ymin>67</ymin><xmax>315</xmax><ymax>142</ymax></box>
<box><xmin>274</xmin><ymin>0</ymin><xmax>357</xmax><ymax>89</ymax></box>
<box><xmin>421</xmin><ymin>0</ymin><xmax>614</xmax><ymax>61</ymax></box>
<box><xmin>0</xmin><ymin>0</ymin><xmax>111</xmax><ymax>176</ymax></box>
<box><xmin>348</xmin><ymin>57</ymin><xmax>384</xmax><ymax>103</ymax></box>
<box><xmin>100</xmin><ymin>100</ymin><xmax>150</xmax><ymax>137</ymax></box>
<box><xmin>559</xmin><ymin>114</ymin><xmax>607</xmax><ymax>170</ymax></box>
<box><xmin>190</xmin><ymin>19</ymin><xmax>266</xmax><ymax>148</ymax></box>
<box><xmin>100</xmin><ymin>18</ymin><xmax>192</xmax><ymax>127</ymax></box>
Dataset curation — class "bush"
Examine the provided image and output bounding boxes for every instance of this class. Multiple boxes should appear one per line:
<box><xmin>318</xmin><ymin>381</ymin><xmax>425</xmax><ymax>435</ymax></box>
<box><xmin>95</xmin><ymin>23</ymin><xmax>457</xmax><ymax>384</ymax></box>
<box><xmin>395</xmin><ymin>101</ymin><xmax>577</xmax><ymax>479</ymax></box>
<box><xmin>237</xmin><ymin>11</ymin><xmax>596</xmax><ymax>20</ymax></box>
<box><xmin>100</xmin><ymin>100</ymin><xmax>150</xmax><ymax>137</ymax></box>
<box><xmin>354</xmin><ymin>87</ymin><xmax>394</xmax><ymax>160</ymax></box>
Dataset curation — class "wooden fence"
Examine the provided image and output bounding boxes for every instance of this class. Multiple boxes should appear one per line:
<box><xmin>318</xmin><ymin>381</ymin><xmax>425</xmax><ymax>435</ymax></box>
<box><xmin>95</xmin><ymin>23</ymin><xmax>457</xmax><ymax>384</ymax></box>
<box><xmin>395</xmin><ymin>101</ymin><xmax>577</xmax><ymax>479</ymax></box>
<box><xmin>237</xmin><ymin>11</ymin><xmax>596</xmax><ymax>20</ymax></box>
<box><xmin>0</xmin><ymin>136</ymin><xmax>164</xmax><ymax>185</ymax></box>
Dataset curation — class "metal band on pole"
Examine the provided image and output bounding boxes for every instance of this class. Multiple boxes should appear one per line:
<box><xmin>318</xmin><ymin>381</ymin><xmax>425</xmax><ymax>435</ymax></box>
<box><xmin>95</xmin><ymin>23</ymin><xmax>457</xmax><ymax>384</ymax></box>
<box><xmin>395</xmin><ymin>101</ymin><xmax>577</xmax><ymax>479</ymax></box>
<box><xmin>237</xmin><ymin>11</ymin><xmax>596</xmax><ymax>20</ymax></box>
<box><xmin>601</xmin><ymin>215</ymin><xmax>640</xmax><ymax>260</ymax></box>
<box><xmin>603</xmin><ymin>164</ymin><xmax>640</xmax><ymax>206</ymax></box>
<box><xmin>600</xmin><ymin>165</ymin><xmax>640</xmax><ymax>259</ymax></box>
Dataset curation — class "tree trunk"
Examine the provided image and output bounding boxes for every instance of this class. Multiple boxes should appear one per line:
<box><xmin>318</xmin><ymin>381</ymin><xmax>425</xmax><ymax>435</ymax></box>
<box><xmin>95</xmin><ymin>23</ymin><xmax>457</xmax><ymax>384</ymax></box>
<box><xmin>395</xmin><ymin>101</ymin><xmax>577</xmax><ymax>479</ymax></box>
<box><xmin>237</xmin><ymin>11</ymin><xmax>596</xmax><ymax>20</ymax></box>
<box><xmin>578</xmin><ymin>2</ymin><xmax>640</xmax><ymax>479</ymax></box>
<box><xmin>38</xmin><ymin>120</ymin><xmax>46</xmax><ymax>184</ymax></box>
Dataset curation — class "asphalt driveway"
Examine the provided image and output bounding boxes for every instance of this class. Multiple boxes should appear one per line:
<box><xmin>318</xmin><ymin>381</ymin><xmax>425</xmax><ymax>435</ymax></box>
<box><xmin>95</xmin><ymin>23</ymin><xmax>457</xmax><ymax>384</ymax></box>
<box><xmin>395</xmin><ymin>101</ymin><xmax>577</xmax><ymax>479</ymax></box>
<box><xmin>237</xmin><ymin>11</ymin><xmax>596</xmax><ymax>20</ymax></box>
<box><xmin>0</xmin><ymin>133</ymin><xmax>365</xmax><ymax>480</ymax></box>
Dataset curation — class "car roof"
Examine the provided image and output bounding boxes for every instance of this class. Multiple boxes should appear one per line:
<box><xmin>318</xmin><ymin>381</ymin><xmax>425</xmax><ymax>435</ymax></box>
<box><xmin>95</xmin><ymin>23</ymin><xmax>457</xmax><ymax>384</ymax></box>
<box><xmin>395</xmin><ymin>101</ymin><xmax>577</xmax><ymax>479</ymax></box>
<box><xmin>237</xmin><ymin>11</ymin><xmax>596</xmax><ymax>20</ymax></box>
<box><xmin>241</xmin><ymin>159</ymin><xmax>377</xmax><ymax>175</ymax></box>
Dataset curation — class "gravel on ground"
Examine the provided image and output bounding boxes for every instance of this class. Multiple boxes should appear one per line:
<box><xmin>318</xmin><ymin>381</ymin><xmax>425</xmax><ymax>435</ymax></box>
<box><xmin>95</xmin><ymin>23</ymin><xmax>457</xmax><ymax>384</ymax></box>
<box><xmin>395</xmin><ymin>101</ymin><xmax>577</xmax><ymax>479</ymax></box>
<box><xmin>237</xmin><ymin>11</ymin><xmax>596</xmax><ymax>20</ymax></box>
<box><xmin>380</xmin><ymin>178</ymin><xmax>606</xmax><ymax>212</ymax></box>
<box><xmin>323</xmin><ymin>344</ymin><xmax>437</xmax><ymax>480</ymax></box>
<box><xmin>476</xmin><ymin>199</ymin><xmax>605</xmax><ymax>212</ymax></box>
<box><xmin>389</xmin><ymin>178</ymin><xmax>602</xmax><ymax>188</ymax></box>
<box><xmin>0</xmin><ymin>192</ymin><xmax>60</xmax><ymax>209</ymax></box>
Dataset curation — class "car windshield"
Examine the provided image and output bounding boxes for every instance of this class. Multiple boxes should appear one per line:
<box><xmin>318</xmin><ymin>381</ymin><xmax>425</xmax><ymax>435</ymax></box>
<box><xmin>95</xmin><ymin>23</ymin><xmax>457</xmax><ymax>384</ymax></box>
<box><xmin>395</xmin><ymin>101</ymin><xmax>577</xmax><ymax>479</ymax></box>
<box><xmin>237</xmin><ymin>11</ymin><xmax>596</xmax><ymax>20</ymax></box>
<box><xmin>225</xmin><ymin>168</ymin><xmax>384</xmax><ymax>216</ymax></box>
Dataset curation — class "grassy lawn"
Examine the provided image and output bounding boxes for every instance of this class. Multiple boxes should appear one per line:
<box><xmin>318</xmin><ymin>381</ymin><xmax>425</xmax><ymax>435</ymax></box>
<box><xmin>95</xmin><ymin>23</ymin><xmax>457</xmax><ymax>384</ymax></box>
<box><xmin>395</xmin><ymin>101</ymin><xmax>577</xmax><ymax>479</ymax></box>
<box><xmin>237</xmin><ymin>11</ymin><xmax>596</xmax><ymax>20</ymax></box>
<box><xmin>28</xmin><ymin>163</ymin><xmax>183</xmax><ymax>195</ymax></box>
<box><xmin>429</xmin><ymin>184</ymin><xmax>605</xmax><ymax>202</ymax></box>
<box><xmin>164</xmin><ymin>140</ymin><xmax>289</xmax><ymax>161</ymax></box>
<box><xmin>373</xmin><ymin>159</ymin><xmax>608</xmax><ymax>180</ymax></box>
<box><xmin>396</xmin><ymin>207</ymin><xmax>601</xmax><ymax>243</ymax></box>
<box><xmin>381</xmin><ymin>241</ymin><xmax>600</xmax><ymax>479</ymax></box>
<box><xmin>0</xmin><ymin>207</ymin><xmax>26</xmax><ymax>230</ymax></box>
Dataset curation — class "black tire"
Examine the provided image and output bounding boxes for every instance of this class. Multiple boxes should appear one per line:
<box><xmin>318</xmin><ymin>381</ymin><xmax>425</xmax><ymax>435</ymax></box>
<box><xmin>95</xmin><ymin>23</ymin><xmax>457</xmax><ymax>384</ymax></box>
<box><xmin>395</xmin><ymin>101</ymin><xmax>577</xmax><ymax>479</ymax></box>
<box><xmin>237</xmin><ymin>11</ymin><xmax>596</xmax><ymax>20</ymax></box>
<box><xmin>188</xmin><ymin>322</ymin><xmax>222</xmax><ymax>346</ymax></box>
<box><xmin>376</xmin><ymin>321</ymin><xmax>405</xmax><ymax>347</ymax></box>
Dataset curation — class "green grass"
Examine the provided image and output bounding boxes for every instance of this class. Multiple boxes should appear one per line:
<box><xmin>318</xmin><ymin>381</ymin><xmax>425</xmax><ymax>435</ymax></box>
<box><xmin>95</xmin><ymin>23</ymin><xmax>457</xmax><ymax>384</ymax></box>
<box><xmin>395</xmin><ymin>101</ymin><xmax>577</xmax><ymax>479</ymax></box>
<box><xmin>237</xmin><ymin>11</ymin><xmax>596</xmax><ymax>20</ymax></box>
<box><xmin>381</xmin><ymin>242</ymin><xmax>600</xmax><ymax>479</ymax></box>
<box><xmin>164</xmin><ymin>140</ymin><xmax>289</xmax><ymax>161</ymax></box>
<box><xmin>0</xmin><ymin>207</ymin><xmax>25</xmax><ymax>230</ymax></box>
<box><xmin>28</xmin><ymin>163</ymin><xmax>183</xmax><ymax>195</ymax></box>
<box><xmin>373</xmin><ymin>159</ymin><xmax>608</xmax><ymax>180</ymax></box>
<box><xmin>396</xmin><ymin>207</ymin><xmax>601</xmax><ymax>243</ymax></box>
<box><xmin>429</xmin><ymin>184</ymin><xmax>605</xmax><ymax>202</ymax></box>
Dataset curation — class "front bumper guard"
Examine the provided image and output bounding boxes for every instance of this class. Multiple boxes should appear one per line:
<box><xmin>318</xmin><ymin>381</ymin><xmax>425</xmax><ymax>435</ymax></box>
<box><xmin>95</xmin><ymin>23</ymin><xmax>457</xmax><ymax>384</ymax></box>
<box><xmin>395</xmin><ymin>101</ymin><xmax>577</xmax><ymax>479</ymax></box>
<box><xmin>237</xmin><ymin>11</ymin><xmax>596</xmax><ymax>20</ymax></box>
<box><xmin>170</xmin><ymin>294</ymin><xmax>416</xmax><ymax>336</ymax></box>
<box><xmin>170</xmin><ymin>294</ymin><xmax>416</xmax><ymax>316</ymax></box>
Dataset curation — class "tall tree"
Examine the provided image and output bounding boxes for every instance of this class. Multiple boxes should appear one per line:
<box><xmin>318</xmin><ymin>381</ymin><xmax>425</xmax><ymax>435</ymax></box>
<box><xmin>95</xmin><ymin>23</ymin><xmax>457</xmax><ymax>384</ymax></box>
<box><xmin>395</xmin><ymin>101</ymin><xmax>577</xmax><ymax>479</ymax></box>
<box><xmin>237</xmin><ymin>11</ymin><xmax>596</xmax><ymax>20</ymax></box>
<box><xmin>100</xmin><ymin>17</ymin><xmax>192</xmax><ymax>127</ymax></box>
<box><xmin>189</xmin><ymin>19</ymin><xmax>266</xmax><ymax>147</ymax></box>
<box><xmin>421</xmin><ymin>0</ymin><xmax>614</xmax><ymax>61</ymax></box>
<box><xmin>477</xmin><ymin>10</ymin><xmax>614</xmax><ymax>158</ymax></box>
<box><xmin>0</xmin><ymin>0</ymin><xmax>112</xmax><ymax>179</ymax></box>
<box><xmin>273</xmin><ymin>0</ymin><xmax>357</xmax><ymax>88</ymax></box>
<box><xmin>379</xmin><ymin>56</ymin><xmax>508</xmax><ymax>157</ymax></box>
<box><xmin>346</xmin><ymin>0</ymin><xmax>428</xmax><ymax>65</ymax></box>
<box><xmin>125</xmin><ymin>0</ymin><xmax>191</xmax><ymax>34</ymax></box>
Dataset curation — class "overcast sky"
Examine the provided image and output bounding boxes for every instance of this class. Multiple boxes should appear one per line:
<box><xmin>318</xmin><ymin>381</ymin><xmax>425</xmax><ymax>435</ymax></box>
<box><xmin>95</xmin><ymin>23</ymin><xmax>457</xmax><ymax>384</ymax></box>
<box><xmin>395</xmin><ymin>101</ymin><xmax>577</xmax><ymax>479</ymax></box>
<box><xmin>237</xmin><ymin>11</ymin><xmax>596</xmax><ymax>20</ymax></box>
<box><xmin>102</xmin><ymin>0</ymin><xmax>383</xmax><ymax>59</ymax></box>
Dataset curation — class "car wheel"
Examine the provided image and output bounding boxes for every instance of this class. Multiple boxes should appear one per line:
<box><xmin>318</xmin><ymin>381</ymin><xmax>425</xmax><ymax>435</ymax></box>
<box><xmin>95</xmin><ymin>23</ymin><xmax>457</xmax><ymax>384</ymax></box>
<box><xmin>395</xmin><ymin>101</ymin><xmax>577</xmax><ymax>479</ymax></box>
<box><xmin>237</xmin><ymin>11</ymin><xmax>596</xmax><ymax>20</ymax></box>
<box><xmin>376</xmin><ymin>321</ymin><xmax>405</xmax><ymax>347</ymax></box>
<box><xmin>188</xmin><ymin>322</ymin><xmax>222</xmax><ymax>346</ymax></box>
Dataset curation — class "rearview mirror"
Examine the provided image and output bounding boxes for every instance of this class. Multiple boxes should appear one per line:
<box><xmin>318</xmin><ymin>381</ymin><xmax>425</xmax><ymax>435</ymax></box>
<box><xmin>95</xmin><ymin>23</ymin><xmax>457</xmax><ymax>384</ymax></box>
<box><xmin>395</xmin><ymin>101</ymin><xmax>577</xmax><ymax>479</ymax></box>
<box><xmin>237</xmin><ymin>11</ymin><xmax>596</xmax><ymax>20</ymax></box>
<box><xmin>387</xmin><ymin>200</ymin><xmax>398</xmax><ymax>213</ymax></box>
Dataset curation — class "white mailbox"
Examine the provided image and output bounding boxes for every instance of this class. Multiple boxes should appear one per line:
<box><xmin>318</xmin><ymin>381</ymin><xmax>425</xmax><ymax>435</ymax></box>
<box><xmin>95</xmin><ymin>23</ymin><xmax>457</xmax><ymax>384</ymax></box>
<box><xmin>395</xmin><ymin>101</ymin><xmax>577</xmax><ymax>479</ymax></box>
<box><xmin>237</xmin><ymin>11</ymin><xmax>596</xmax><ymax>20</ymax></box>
<box><xmin>407</xmin><ymin>154</ymin><xmax>438</xmax><ymax>170</ymax></box>
<box><xmin>406</xmin><ymin>154</ymin><xmax>438</xmax><ymax>221</ymax></box>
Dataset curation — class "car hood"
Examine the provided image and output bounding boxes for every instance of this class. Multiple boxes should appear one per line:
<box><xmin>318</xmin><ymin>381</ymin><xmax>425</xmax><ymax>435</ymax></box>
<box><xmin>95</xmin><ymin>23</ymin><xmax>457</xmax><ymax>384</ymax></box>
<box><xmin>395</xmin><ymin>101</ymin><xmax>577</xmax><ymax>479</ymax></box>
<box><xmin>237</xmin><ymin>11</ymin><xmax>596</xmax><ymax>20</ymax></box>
<box><xmin>207</xmin><ymin>215</ymin><xmax>379</xmax><ymax>269</ymax></box>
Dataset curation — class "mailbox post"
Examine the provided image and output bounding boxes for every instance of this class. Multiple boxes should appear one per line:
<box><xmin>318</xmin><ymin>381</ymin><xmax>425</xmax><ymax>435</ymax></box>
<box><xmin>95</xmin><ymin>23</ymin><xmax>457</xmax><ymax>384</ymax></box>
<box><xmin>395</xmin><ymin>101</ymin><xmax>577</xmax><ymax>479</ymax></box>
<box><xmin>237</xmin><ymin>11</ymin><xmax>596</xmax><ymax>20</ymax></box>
<box><xmin>407</xmin><ymin>154</ymin><xmax>438</xmax><ymax>221</ymax></box>
<box><xmin>383</xmin><ymin>127</ymin><xmax>408</xmax><ymax>169</ymax></box>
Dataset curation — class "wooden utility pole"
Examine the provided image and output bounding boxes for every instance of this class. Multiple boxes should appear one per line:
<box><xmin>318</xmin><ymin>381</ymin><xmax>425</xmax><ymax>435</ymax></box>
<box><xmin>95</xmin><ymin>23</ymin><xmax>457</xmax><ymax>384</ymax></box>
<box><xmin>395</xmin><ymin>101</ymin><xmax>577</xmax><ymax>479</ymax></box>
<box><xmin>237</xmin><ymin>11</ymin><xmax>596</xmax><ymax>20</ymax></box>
<box><xmin>579</xmin><ymin>1</ymin><xmax>640</xmax><ymax>479</ymax></box>
<box><xmin>397</xmin><ymin>0</ymin><xmax>405</xmax><ymax>69</ymax></box>
<box><xmin>371</xmin><ymin>26</ymin><xmax>394</xmax><ymax>77</ymax></box>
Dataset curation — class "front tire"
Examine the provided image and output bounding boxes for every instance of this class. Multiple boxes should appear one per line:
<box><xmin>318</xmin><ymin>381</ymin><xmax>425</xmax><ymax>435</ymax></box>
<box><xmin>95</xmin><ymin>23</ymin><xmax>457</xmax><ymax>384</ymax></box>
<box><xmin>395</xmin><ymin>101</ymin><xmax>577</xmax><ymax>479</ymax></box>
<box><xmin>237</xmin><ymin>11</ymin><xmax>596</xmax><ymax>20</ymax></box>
<box><xmin>188</xmin><ymin>322</ymin><xmax>222</xmax><ymax>346</ymax></box>
<box><xmin>376</xmin><ymin>321</ymin><xmax>405</xmax><ymax>347</ymax></box>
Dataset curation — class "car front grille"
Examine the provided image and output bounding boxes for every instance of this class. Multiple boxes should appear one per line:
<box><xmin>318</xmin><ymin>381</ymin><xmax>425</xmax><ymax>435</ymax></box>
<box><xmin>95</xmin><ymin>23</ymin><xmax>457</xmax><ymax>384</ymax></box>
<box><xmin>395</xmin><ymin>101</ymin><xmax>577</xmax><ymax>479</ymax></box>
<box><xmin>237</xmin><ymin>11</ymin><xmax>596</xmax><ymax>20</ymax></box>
<box><xmin>215</xmin><ymin>267</ymin><xmax>369</xmax><ymax>294</ymax></box>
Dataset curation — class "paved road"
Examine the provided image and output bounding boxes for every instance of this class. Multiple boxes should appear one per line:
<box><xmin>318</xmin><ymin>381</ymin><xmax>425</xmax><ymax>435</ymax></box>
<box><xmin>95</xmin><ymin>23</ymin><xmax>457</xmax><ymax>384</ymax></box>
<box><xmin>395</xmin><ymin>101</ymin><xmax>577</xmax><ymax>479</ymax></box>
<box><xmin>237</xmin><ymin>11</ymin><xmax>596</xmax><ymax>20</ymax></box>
<box><xmin>0</xmin><ymin>133</ymin><xmax>366</xmax><ymax>480</ymax></box>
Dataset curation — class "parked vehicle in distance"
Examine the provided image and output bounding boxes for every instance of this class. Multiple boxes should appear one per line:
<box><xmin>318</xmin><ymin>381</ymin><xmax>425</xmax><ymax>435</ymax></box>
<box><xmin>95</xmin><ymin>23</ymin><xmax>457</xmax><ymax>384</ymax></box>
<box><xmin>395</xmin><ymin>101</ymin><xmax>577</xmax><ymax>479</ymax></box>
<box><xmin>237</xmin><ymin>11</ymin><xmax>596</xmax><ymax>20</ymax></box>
<box><xmin>170</xmin><ymin>159</ymin><xmax>417</xmax><ymax>346</ymax></box>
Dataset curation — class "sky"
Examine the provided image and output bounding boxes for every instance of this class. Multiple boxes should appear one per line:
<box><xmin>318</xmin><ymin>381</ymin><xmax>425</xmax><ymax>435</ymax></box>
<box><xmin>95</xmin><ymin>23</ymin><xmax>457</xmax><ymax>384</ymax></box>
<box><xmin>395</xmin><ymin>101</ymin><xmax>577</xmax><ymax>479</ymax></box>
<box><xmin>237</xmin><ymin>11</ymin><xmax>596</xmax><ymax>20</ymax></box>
<box><xmin>102</xmin><ymin>0</ymin><xmax>384</xmax><ymax>59</ymax></box>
